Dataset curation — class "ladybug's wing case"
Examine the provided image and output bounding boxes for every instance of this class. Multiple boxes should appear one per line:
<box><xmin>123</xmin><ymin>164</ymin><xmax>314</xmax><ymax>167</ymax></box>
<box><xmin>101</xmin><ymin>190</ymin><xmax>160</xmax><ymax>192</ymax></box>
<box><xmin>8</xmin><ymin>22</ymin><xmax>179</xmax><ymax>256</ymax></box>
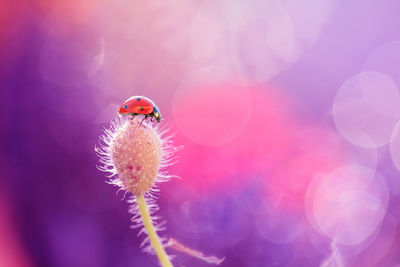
<box><xmin>131</xmin><ymin>104</ymin><xmax>153</xmax><ymax>114</ymax></box>
<box><xmin>126</xmin><ymin>97</ymin><xmax>154</xmax><ymax>115</ymax></box>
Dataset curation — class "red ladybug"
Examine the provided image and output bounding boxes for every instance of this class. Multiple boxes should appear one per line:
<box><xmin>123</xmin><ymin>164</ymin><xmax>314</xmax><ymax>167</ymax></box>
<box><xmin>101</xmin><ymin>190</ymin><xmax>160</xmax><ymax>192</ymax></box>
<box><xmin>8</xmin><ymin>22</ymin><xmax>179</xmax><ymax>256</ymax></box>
<box><xmin>119</xmin><ymin>96</ymin><xmax>162</xmax><ymax>123</ymax></box>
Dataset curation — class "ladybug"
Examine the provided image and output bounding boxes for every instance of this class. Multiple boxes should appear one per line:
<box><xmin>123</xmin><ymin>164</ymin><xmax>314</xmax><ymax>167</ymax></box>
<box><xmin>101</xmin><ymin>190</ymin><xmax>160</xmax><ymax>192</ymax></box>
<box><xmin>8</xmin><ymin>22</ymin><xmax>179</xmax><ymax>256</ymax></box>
<box><xmin>119</xmin><ymin>96</ymin><xmax>162</xmax><ymax>123</ymax></box>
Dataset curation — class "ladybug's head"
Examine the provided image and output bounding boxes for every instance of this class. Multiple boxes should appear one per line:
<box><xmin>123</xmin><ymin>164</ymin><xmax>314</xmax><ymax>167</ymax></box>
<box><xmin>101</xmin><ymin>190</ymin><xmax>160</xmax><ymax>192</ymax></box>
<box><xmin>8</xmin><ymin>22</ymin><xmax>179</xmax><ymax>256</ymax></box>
<box><xmin>153</xmin><ymin>105</ymin><xmax>162</xmax><ymax>122</ymax></box>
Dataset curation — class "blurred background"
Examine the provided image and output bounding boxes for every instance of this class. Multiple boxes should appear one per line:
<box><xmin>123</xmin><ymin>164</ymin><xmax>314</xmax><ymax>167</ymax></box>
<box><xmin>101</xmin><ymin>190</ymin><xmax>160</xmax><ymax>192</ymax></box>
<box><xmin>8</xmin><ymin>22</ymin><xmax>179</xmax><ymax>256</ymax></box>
<box><xmin>1</xmin><ymin>0</ymin><xmax>400</xmax><ymax>266</ymax></box>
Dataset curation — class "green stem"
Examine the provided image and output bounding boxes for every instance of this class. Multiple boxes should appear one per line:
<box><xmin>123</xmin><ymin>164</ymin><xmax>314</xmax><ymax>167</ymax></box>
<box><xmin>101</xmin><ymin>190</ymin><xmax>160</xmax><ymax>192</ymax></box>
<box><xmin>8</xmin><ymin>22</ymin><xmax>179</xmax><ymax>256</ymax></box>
<box><xmin>136</xmin><ymin>194</ymin><xmax>173</xmax><ymax>267</ymax></box>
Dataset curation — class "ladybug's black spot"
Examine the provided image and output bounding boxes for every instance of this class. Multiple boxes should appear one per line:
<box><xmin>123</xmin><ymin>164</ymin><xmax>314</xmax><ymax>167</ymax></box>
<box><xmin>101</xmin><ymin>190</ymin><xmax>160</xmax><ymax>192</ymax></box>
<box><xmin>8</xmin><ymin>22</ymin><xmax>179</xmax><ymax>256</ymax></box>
<box><xmin>137</xmin><ymin>98</ymin><xmax>141</xmax><ymax>101</ymax></box>
<box><xmin>140</xmin><ymin>106</ymin><xmax>144</xmax><ymax>111</ymax></box>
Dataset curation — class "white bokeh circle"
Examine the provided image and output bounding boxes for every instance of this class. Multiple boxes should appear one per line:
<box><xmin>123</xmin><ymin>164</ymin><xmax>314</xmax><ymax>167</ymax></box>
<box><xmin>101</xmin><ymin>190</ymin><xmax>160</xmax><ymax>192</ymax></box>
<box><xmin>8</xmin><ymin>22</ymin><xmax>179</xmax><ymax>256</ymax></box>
<box><xmin>333</xmin><ymin>72</ymin><xmax>399</xmax><ymax>148</ymax></box>
<box><xmin>190</xmin><ymin>0</ymin><xmax>294</xmax><ymax>85</ymax></box>
<box><xmin>390</xmin><ymin>121</ymin><xmax>400</xmax><ymax>172</ymax></box>
<box><xmin>282</xmin><ymin>0</ymin><xmax>336</xmax><ymax>64</ymax></box>
<box><xmin>363</xmin><ymin>41</ymin><xmax>400</xmax><ymax>93</ymax></box>
<box><xmin>305</xmin><ymin>165</ymin><xmax>389</xmax><ymax>246</ymax></box>
<box><xmin>359</xmin><ymin>71</ymin><xmax>400</xmax><ymax>118</ymax></box>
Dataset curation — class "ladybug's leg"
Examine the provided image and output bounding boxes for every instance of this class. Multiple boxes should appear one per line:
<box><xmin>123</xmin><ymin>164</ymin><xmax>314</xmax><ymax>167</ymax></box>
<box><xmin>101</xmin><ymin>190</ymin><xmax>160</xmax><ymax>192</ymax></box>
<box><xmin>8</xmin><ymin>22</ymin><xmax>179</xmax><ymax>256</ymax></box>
<box><xmin>139</xmin><ymin>115</ymin><xmax>148</xmax><ymax>126</ymax></box>
<box><xmin>130</xmin><ymin>113</ymin><xmax>137</xmax><ymax>121</ymax></box>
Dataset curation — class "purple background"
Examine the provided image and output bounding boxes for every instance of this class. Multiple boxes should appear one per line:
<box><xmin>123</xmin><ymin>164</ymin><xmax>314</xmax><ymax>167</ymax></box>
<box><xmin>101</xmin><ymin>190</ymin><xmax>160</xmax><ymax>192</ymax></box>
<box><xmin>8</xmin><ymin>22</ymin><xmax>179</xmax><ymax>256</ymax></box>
<box><xmin>1</xmin><ymin>0</ymin><xmax>400</xmax><ymax>266</ymax></box>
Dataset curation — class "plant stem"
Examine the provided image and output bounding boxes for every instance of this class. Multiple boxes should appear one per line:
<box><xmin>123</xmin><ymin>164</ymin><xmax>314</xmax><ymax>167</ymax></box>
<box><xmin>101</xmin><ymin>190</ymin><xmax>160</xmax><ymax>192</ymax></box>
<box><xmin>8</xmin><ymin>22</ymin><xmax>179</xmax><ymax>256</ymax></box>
<box><xmin>136</xmin><ymin>194</ymin><xmax>173</xmax><ymax>267</ymax></box>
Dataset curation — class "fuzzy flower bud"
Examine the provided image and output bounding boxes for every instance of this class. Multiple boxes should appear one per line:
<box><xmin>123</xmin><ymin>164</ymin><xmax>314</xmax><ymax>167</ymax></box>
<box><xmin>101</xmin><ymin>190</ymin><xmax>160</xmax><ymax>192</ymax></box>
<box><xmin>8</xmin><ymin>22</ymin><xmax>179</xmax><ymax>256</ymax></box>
<box><xmin>96</xmin><ymin>118</ymin><xmax>179</xmax><ymax>196</ymax></box>
<box><xmin>110</xmin><ymin>120</ymin><xmax>162</xmax><ymax>194</ymax></box>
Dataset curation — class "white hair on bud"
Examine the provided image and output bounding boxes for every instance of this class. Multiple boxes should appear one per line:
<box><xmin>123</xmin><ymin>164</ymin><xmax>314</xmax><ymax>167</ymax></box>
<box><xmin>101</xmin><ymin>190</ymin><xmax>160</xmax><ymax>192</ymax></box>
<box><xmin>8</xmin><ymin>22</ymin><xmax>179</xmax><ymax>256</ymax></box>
<box><xmin>96</xmin><ymin>117</ymin><xmax>181</xmax><ymax>194</ymax></box>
